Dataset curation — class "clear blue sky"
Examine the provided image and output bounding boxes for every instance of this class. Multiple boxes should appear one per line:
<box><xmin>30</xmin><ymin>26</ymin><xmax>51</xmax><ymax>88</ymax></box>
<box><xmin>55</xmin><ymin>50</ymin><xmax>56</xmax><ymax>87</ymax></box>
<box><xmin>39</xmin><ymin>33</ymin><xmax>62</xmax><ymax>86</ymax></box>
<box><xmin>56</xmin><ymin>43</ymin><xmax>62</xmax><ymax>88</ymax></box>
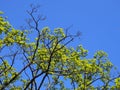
<box><xmin>0</xmin><ymin>0</ymin><xmax>120</xmax><ymax>70</ymax></box>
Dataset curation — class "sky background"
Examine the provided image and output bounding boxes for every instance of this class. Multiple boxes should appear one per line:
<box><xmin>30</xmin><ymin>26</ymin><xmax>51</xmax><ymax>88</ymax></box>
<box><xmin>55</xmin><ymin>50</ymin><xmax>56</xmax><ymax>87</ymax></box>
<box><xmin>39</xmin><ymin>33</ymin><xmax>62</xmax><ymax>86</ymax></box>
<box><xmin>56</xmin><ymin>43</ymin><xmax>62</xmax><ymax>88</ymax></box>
<box><xmin>0</xmin><ymin>0</ymin><xmax>120</xmax><ymax>70</ymax></box>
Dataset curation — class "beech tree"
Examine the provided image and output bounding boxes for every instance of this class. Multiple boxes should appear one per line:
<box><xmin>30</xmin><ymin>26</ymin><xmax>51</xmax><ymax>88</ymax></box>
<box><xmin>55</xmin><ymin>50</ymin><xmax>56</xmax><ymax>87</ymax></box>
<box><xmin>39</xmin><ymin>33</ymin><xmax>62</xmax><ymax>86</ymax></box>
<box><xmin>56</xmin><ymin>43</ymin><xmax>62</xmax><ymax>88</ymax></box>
<box><xmin>0</xmin><ymin>7</ymin><xmax>120</xmax><ymax>90</ymax></box>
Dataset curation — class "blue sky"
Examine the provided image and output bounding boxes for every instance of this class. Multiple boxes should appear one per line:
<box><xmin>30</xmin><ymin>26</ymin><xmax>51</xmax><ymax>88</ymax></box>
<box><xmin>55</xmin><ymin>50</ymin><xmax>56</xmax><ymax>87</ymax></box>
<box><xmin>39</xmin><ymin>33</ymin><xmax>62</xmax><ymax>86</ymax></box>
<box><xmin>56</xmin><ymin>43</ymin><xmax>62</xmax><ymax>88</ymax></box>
<box><xmin>0</xmin><ymin>0</ymin><xmax>120</xmax><ymax>70</ymax></box>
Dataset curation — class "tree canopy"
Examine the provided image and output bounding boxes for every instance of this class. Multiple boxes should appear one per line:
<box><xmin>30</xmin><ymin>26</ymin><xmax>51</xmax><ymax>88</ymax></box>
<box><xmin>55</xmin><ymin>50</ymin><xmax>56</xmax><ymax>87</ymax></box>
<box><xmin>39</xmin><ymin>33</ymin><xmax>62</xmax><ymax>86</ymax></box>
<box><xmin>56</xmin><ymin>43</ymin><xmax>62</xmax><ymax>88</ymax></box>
<box><xmin>0</xmin><ymin>10</ymin><xmax>120</xmax><ymax>90</ymax></box>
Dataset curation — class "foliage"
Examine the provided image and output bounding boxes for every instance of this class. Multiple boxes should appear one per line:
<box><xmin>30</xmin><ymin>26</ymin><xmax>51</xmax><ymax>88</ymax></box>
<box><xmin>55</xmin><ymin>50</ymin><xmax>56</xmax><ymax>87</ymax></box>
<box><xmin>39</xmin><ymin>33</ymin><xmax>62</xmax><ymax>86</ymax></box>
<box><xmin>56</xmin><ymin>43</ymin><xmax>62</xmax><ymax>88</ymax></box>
<box><xmin>0</xmin><ymin>10</ymin><xmax>120</xmax><ymax>90</ymax></box>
